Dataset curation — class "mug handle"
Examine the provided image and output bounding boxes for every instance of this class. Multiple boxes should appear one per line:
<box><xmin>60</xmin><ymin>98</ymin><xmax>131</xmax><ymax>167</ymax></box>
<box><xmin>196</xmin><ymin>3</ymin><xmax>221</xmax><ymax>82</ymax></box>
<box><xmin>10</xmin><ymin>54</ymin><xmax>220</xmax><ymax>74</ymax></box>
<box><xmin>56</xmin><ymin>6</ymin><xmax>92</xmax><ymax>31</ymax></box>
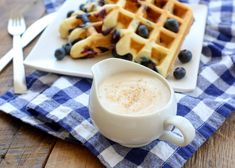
<box><xmin>159</xmin><ymin>116</ymin><xmax>195</xmax><ymax>146</ymax></box>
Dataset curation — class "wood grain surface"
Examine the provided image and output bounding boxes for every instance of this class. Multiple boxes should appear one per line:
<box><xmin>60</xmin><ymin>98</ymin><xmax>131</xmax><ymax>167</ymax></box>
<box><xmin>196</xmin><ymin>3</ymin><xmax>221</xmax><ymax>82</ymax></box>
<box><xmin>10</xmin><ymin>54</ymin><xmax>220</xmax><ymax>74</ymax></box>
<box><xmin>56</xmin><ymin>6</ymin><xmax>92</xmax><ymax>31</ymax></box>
<box><xmin>0</xmin><ymin>0</ymin><xmax>234</xmax><ymax>168</ymax></box>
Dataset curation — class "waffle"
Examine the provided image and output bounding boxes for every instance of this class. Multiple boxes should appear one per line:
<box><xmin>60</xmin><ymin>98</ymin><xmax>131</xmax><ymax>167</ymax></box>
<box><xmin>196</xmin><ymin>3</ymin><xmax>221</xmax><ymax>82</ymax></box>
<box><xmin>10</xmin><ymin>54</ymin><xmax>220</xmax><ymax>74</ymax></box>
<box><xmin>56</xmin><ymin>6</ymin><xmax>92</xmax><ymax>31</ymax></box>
<box><xmin>101</xmin><ymin>0</ymin><xmax>193</xmax><ymax>77</ymax></box>
<box><xmin>59</xmin><ymin>0</ymin><xmax>193</xmax><ymax>77</ymax></box>
<box><xmin>59</xmin><ymin>4</ymin><xmax>112</xmax><ymax>58</ymax></box>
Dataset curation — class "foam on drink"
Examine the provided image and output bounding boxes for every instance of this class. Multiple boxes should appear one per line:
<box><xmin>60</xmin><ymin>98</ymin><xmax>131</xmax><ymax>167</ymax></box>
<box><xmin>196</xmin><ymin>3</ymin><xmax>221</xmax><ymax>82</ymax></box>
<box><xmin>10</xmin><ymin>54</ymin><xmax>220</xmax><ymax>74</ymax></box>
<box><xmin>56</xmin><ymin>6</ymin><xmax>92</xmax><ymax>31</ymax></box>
<box><xmin>98</xmin><ymin>72</ymin><xmax>170</xmax><ymax>115</ymax></box>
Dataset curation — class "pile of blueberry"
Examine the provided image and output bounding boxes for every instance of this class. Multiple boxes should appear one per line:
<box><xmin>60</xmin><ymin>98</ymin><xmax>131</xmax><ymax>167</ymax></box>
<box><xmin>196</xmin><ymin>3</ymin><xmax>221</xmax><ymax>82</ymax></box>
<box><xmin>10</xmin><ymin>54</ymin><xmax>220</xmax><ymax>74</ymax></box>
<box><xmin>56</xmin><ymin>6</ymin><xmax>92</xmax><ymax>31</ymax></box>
<box><xmin>54</xmin><ymin>43</ymin><xmax>72</xmax><ymax>60</ymax></box>
<box><xmin>173</xmin><ymin>49</ymin><xmax>192</xmax><ymax>79</ymax></box>
<box><xmin>163</xmin><ymin>18</ymin><xmax>192</xmax><ymax>80</ymax></box>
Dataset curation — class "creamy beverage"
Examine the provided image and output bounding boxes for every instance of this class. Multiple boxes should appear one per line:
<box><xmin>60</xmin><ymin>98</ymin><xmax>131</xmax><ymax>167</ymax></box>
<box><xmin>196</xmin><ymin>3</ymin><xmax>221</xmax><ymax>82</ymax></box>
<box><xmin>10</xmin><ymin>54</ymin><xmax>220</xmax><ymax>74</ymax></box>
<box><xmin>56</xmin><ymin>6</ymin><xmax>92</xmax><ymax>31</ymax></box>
<box><xmin>98</xmin><ymin>72</ymin><xmax>170</xmax><ymax>115</ymax></box>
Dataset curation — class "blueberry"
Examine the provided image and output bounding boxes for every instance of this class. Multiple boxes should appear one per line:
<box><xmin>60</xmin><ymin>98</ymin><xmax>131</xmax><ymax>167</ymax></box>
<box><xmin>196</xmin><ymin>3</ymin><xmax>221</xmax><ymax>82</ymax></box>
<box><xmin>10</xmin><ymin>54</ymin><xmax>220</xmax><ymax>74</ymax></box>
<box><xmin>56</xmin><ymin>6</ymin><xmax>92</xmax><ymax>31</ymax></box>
<box><xmin>79</xmin><ymin>4</ymin><xmax>87</xmax><ymax>12</ymax></box>
<box><xmin>122</xmin><ymin>53</ymin><xmax>133</xmax><ymax>61</ymax></box>
<box><xmin>139</xmin><ymin>56</ymin><xmax>150</xmax><ymax>64</ymax></box>
<box><xmin>102</xmin><ymin>27</ymin><xmax>113</xmax><ymax>36</ymax></box>
<box><xmin>71</xmin><ymin>38</ymin><xmax>83</xmax><ymax>45</ymax></box>
<box><xmin>82</xmin><ymin>15</ymin><xmax>90</xmax><ymax>24</ymax></box>
<box><xmin>146</xmin><ymin>61</ymin><xmax>157</xmax><ymax>71</ymax></box>
<box><xmin>164</xmin><ymin>18</ymin><xmax>179</xmax><ymax>33</ymax></box>
<box><xmin>97</xmin><ymin>47</ymin><xmax>109</xmax><ymax>53</ymax></box>
<box><xmin>178</xmin><ymin>49</ymin><xmax>192</xmax><ymax>63</ymax></box>
<box><xmin>111</xmin><ymin>30</ymin><xmax>120</xmax><ymax>43</ymax></box>
<box><xmin>98</xmin><ymin>0</ymin><xmax>105</xmax><ymax>6</ymax></box>
<box><xmin>137</xmin><ymin>25</ymin><xmax>149</xmax><ymax>38</ymax></box>
<box><xmin>138</xmin><ymin>56</ymin><xmax>158</xmax><ymax>72</ymax></box>
<box><xmin>79</xmin><ymin>4</ymin><xmax>84</xmax><ymax>10</ymax></box>
<box><xmin>66</xmin><ymin>10</ymin><xmax>74</xmax><ymax>18</ymax></box>
<box><xmin>63</xmin><ymin>43</ymin><xmax>72</xmax><ymax>55</ymax></box>
<box><xmin>112</xmin><ymin>48</ymin><xmax>121</xmax><ymax>58</ymax></box>
<box><xmin>112</xmin><ymin>49</ymin><xmax>132</xmax><ymax>61</ymax></box>
<box><xmin>81</xmin><ymin>48</ymin><xmax>97</xmax><ymax>56</ymax></box>
<box><xmin>173</xmin><ymin>67</ymin><xmax>186</xmax><ymax>79</ymax></box>
<box><xmin>76</xmin><ymin>15</ymin><xmax>82</xmax><ymax>19</ymax></box>
<box><xmin>76</xmin><ymin>14</ymin><xmax>90</xmax><ymax>24</ymax></box>
<box><xmin>54</xmin><ymin>48</ymin><xmax>66</xmax><ymax>60</ymax></box>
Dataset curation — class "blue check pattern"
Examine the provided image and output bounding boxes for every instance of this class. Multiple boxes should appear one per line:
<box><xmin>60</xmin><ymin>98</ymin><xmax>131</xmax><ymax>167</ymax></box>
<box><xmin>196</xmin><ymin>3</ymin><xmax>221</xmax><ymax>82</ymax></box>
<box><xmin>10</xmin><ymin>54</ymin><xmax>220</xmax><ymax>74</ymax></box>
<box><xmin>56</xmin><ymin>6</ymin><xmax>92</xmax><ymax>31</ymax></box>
<box><xmin>0</xmin><ymin>0</ymin><xmax>235</xmax><ymax>167</ymax></box>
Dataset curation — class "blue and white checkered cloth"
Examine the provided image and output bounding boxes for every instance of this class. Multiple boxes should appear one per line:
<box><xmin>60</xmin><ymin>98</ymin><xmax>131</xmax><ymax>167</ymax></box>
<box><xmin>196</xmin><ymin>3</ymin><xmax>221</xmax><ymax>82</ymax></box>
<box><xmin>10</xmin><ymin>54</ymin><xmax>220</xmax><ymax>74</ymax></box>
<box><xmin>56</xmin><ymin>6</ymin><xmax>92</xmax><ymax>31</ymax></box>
<box><xmin>1</xmin><ymin>0</ymin><xmax>235</xmax><ymax>167</ymax></box>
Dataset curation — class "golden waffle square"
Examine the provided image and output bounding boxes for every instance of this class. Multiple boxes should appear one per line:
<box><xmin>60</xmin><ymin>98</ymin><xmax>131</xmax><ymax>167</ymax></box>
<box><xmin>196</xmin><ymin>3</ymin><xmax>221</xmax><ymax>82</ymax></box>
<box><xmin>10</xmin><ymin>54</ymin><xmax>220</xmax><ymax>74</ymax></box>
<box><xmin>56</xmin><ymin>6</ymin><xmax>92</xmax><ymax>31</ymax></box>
<box><xmin>101</xmin><ymin>0</ymin><xmax>193</xmax><ymax>77</ymax></box>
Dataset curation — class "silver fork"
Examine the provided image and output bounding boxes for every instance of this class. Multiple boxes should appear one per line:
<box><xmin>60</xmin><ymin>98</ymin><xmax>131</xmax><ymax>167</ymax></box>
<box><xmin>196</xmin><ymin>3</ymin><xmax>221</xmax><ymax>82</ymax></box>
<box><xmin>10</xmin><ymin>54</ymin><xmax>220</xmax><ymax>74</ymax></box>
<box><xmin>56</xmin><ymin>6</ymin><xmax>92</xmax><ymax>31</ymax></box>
<box><xmin>8</xmin><ymin>16</ymin><xmax>27</xmax><ymax>94</ymax></box>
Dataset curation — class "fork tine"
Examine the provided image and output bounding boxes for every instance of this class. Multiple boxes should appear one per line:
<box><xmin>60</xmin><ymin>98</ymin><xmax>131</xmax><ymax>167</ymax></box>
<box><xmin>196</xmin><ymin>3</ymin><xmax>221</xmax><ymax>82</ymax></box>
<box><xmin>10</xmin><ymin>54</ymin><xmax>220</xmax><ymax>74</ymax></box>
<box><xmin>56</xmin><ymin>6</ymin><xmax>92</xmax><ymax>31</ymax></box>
<box><xmin>16</xmin><ymin>17</ymin><xmax>18</xmax><ymax>25</ymax></box>
<box><xmin>20</xmin><ymin>16</ymin><xmax>25</xmax><ymax>26</ymax></box>
<box><xmin>8</xmin><ymin>18</ymin><xmax>12</xmax><ymax>27</ymax></box>
<box><xmin>12</xmin><ymin>18</ymin><xmax>16</xmax><ymax>26</ymax></box>
<box><xmin>16</xmin><ymin>17</ymin><xmax>20</xmax><ymax>26</ymax></box>
<box><xmin>18</xmin><ymin>17</ymin><xmax>21</xmax><ymax>26</ymax></box>
<box><xmin>20</xmin><ymin>16</ymin><xmax>24</xmax><ymax>23</ymax></box>
<box><xmin>11</xmin><ymin>17</ymin><xmax>16</xmax><ymax>26</ymax></box>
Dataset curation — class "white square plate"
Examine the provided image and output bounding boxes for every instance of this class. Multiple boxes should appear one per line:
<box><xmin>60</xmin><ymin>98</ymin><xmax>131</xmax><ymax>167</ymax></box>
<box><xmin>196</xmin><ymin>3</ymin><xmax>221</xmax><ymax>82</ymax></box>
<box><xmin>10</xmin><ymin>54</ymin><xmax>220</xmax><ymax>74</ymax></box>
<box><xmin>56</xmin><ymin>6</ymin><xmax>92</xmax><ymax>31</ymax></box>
<box><xmin>24</xmin><ymin>0</ymin><xmax>208</xmax><ymax>93</ymax></box>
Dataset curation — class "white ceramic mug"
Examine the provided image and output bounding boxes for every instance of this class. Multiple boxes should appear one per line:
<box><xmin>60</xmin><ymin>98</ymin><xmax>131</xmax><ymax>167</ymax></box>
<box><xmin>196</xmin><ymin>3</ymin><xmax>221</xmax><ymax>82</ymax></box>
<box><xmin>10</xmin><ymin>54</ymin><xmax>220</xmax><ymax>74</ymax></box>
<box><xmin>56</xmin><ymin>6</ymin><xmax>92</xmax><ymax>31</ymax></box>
<box><xmin>89</xmin><ymin>58</ymin><xmax>195</xmax><ymax>147</ymax></box>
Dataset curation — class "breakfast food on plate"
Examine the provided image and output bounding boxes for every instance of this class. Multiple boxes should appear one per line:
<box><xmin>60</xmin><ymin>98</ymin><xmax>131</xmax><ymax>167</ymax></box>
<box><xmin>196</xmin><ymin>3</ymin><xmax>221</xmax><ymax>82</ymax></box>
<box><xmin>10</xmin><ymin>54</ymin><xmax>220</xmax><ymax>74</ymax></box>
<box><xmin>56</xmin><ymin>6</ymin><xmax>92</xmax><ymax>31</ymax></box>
<box><xmin>57</xmin><ymin>0</ymin><xmax>193</xmax><ymax>77</ymax></box>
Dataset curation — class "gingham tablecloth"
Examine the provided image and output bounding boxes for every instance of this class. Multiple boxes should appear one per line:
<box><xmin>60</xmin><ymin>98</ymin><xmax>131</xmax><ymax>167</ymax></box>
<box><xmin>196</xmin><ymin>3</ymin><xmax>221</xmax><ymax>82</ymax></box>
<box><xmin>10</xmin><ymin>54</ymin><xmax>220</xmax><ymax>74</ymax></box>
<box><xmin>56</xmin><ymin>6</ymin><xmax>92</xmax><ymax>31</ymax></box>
<box><xmin>0</xmin><ymin>0</ymin><xmax>235</xmax><ymax>167</ymax></box>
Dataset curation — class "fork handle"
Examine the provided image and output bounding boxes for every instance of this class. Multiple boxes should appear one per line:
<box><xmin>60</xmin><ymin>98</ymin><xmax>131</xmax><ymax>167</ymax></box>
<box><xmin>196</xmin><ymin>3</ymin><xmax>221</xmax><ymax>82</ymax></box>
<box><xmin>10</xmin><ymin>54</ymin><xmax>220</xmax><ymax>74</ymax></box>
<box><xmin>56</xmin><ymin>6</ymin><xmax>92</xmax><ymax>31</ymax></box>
<box><xmin>13</xmin><ymin>35</ymin><xmax>27</xmax><ymax>94</ymax></box>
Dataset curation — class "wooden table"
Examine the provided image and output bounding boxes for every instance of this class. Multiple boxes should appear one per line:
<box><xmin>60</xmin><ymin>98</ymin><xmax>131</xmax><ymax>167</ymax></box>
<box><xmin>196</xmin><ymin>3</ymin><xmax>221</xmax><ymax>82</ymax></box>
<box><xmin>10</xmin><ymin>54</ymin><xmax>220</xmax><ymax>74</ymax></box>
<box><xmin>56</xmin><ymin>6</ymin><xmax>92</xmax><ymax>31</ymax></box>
<box><xmin>0</xmin><ymin>1</ymin><xmax>234</xmax><ymax>167</ymax></box>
